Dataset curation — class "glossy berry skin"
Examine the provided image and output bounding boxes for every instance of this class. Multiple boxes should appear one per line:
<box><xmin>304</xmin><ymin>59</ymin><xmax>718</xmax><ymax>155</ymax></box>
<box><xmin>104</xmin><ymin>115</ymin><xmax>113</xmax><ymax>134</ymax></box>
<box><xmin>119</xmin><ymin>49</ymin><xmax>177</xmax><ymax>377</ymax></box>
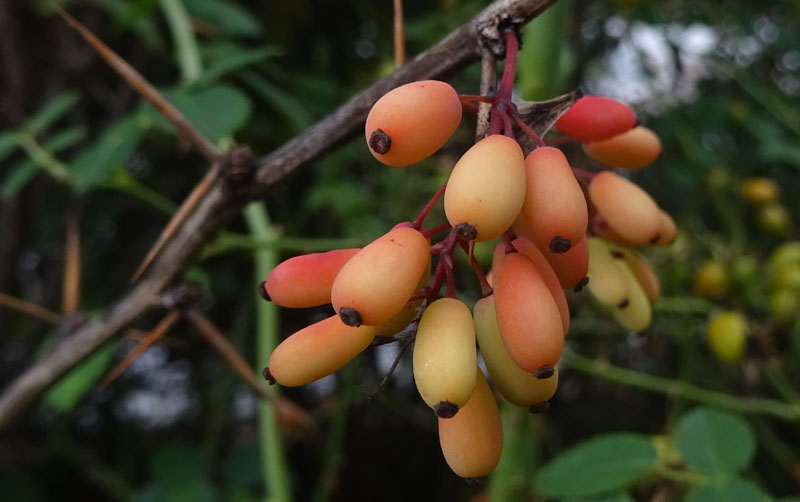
<box><xmin>331</xmin><ymin>227</ymin><xmax>430</xmax><ymax>326</ymax></box>
<box><xmin>493</xmin><ymin>252</ymin><xmax>564</xmax><ymax>373</ymax></box>
<box><xmin>589</xmin><ymin>171</ymin><xmax>661</xmax><ymax>246</ymax></box>
<box><xmin>582</xmin><ymin>126</ymin><xmax>662</xmax><ymax>170</ymax></box>
<box><xmin>444</xmin><ymin>135</ymin><xmax>526</xmax><ymax>241</ymax></box>
<box><xmin>520</xmin><ymin>146</ymin><xmax>588</xmax><ymax>254</ymax></box>
<box><xmin>438</xmin><ymin>368</ymin><xmax>503</xmax><ymax>479</ymax></box>
<box><xmin>413</xmin><ymin>298</ymin><xmax>477</xmax><ymax>416</ymax></box>
<box><xmin>365</xmin><ymin>80</ymin><xmax>462</xmax><ymax>167</ymax></box>
<box><xmin>267</xmin><ymin>315</ymin><xmax>375</xmax><ymax>387</ymax></box>
<box><xmin>555</xmin><ymin>95</ymin><xmax>636</xmax><ymax>141</ymax></box>
<box><xmin>265</xmin><ymin>249</ymin><xmax>360</xmax><ymax>308</ymax></box>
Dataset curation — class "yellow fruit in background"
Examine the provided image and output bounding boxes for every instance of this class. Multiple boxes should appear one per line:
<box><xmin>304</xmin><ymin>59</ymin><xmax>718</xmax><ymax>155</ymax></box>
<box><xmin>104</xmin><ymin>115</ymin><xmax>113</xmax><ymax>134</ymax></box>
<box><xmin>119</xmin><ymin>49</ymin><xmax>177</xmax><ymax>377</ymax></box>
<box><xmin>694</xmin><ymin>260</ymin><xmax>729</xmax><ymax>300</ymax></box>
<box><xmin>741</xmin><ymin>177</ymin><xmax>779</xmax><ymax>206</ymax></box>
<box><xmin>758</xmin><ymin>203</ymin><xmax>792</xmax><ymax>235</ymax></box>
<box><xmin>769</xmin><ymin>289</ymin><xmax>798</xmax><ymax>324</ymax></box>
<box><xmin>706</xmin><ymin>311</ymin><xmax>748</xmax><ymax>363</ymax></box>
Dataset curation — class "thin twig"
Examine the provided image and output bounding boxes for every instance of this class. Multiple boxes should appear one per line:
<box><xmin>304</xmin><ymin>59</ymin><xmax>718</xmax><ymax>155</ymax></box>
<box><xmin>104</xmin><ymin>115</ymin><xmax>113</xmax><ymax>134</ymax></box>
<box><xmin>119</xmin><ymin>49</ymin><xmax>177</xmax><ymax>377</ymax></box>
<box><xmin>100</xmin><ymin>310</ymin><xmax>181</xmax><ymax>387</ymax></box>
<box><xmin>561</xmin><ymin>350</ymin><xmax>800</xmax><ymax>422</ymax></box>
<box><xmin>55</xmin><ymin>8</ymin><xmax>219</xmax><ymax>163</ymax></box>
<box><xmin>184</xmin><ymin>308</ymin><xmax>316</xmax><ymax>434</ymax></box>
<box><xmin>369</xmin><ymin>333</ymin><xmax>414</xmax><ymax>401</ymax></box>
<box><xmin>131</xmin><ymin>166</ymin><xmax>219</xmax><ymax>282</ymax></box>
<box><xmin>0</xmin><ymin>292</ymin><xmax>61</xmax><ymax>325</ymax></box>
<box><xmin>476</xmin><ymin>50</ymin><xmax>497</xmax><ymax>141</ymax></box>
<box><xmin>63</xmin><ymin>211</ymin><xmax>81</xmax><ymax>314</ymax></box>
<box><xmin>393</xmin><ymin>0</ymin><xmax>406</xmax><ymax>67</ymax></box>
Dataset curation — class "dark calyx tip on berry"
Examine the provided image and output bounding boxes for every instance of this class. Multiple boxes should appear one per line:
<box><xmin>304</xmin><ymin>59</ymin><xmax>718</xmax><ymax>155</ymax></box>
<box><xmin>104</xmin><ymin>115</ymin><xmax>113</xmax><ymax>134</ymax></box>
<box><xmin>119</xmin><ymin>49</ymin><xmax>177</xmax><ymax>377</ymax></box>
<box><xmin>617</xmin><ymin>298</ymin><xmax>630</xmax><ymax>309</ymax></box>
<box><xmin>339</xmin><ymin>307</ymin><xmax>363</xmax><ymax>327</ymax></box>
<box><xmin>434</xmin><ymin>401</ymin><xmax>459</xmax><ymax>418</ymax></box>
<box><xmin>464</xmin><ymin>476</ymin><xmax>487</xmax><ymax>487</ymax></box>
<box><xmin>534</xmin><ymin>365</ymin><xmax>555</xmax><ymax>379</ymax></box>
<box><xmin>650</xmin><ymin>233</ymin><xmax>662</xmax><ymax>244</ymax></box>
<box><xmin>528</xmin><ymin>401</ymin><xmax>550</xmax><ymax>414</ymax></box>
<box><xmin>258</xmin><ymin>281</ymin><xmax>271</xmax><ymax>302</ymax></box>
<box><xmin>368</xmin><ymin>129</ymin><xmax>392</xmax><ymax>154</ymax></box>
<box><xmin>262</xmin><ymin>367</ymin><xmax>276</xmax><ymax>385</ymax></box>
<box><xmin>454</xmin><ymin>222</ymin><xmax>478</xmax><ymax>242</ymax></box>
<box><xmin>611</xmin><ymin>250</ymin><xmax>624</xmax><ymax>259</ymax></box>
<box><xmin>549</xmin><ymin>236</ymin><xmax>571</xmax><ymax>254</ymax></box>
<box><xmin>573</xmin><ymin>276</ymin><xmax>589</xmax><ymax>292</ymax></box>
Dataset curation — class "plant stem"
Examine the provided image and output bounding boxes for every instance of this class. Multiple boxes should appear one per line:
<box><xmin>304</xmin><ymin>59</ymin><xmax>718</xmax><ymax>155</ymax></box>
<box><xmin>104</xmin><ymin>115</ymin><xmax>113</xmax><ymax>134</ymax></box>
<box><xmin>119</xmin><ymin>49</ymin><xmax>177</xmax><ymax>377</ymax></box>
<box><xmin>560</xmin><ymin>350</ymin><xmax>800</xmax><ymax>421</ymax></box>
<box><xmin>159</xmin><ymin>0</ymin><xmax>202</xmax><ymax>84</ymax></box>
<box><xmin>244</xmin><ymin>202</ymin><xmax>293</xmax><ymax>502</ymax></box>
<box><xmin>17</xmin><ymin>134</ymin><xmax>70</xmax><ymax>181</ymax></box>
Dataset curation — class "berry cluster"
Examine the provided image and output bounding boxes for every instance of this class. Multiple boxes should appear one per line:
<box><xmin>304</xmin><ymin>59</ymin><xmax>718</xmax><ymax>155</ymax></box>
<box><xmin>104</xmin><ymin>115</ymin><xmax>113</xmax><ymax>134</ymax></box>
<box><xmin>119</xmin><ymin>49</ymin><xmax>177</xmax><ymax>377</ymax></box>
<box><xmin>260</xmin><ymin>31</ymin><xmax>674</xmax><ymax>480</ymax></box>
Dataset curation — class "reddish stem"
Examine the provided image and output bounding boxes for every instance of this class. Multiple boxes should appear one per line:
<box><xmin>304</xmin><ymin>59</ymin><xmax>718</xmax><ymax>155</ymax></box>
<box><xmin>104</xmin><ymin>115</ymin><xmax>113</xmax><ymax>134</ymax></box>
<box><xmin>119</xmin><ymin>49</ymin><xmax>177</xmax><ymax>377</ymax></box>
<box><xmin>461</xmin><ymin>100</ymin><xmax>479</xmax><ymax>114</ymax></box>
<box><xmin>501</xmin><ymin>109</ymin><xmax>515</xmax><ymax>138</ymax></box>
<box><xmin>497</xmin><ymin>30</ymin><xmax>518</xmax><ymax>102</ymax></box>
<box><xmin>412</xmin><ymin>183</ymin><xmax>447</xmax><ymax>229</ymax></box>
<box><xmin>444</xmin><ymin>257</ymin><xmax>456</xmax><ymax>299</ymax></box>
<box><xmin>511</xmin><ymin>109</ymin><xmax>545</xmax><ymax>147</ymax></box>
<box><xmin>501</xmin><ymin>229</ymin><xmax>517</xmax><ymax>253</ymax></box>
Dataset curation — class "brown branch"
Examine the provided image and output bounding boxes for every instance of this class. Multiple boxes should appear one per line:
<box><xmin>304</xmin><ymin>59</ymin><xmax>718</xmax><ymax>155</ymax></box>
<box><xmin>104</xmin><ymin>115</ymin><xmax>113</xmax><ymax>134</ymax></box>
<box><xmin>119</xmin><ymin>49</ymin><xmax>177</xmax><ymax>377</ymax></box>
<box><xmin>55</xmin><ymin>7</ymin><xmax>220</xmax><ymax>163</ymax></box>
<box><xmin>394</xmin><ymin>0</ymin><xmax>406</xmax><ymax>67</ymax></box>
<box><xmin>0</xmin><ymin>0</ymin><xmax>558</xmax><ymax>434</ymax></box>
<box><xmin>63</xmin><ymin>212</ymin><xmax>81</xmax><ymax>314</ymax></box>
<box><xmin>476</xmin><ymin>49</ymin><xmax>498</xmax><ymax>141</ymax></box>
<box><xmin>130</xmin><ymin>166</ymin><xmax>220</xmax><ymax>282</ymax></box>
<box><xmin>100</xmin><ymin>310</ymin><xmax>181</xmax><ymax>387</ymax></box>
<box><xmin>0</xmin><ymin>292</ymin><xmax>61</xmax><ymax>325</ymax></box>
<box><xmin>184</xmin><ymin>309</ymin><xmax>316</xmax><ymax>434</ymax></box>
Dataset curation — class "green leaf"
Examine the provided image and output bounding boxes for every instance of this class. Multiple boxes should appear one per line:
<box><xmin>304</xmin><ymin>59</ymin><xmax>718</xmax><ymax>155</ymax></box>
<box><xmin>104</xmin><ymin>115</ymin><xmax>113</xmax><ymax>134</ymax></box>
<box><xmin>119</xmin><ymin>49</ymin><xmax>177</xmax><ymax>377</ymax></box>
<box><xmin>194</xmin><ymin>46</ymin><xmax>282</xmax><ymax>88</ymax></box>
<box><xmin>185</xmin><ymin>0</ymin><xmax>262</xmax><ymax>38</ymax></box>
<box><xmin>1</xmin><ymin>160</ymin><xmax>38</xmax><ymax>198</ymax></box>
<box><xmin>23</xmin><ymin>91</ymin><xmax>80</xmax><ymax>134</ymax></box>
<box><xmin>674</xmin><ymin>407</ymin><xmax>755</xmax><ymax>475</ymax></box>
<box><xmin>0</xmin><ymin>131</ymin><xmax>19</xmax><ymax>163</ymax></box>
<box><xmin>686</xmin><ymin>477</ymin><xmax>769</xmax><ymax>502</ymax></box>
<box><xmin>69</xmin><ymin>115</ymin><xmax>146</xmax><ymax>192</ymax></box>
<box><xmin>1</xmin><ymin>127</ymin><xmax>86</xmax><ymax>198</ymax></box>
<box><xmin>535</xmin><ymin>433</ymin><xmax>658</xmax><ymax>498</ymax></box>
<box><xmin>43</xmin><ymin>343</ymin><xmax>116</xmax><ymax>413</ymax></box>
<box><xmin>146</xmin><ymin>84</ymin><xmax>251</xmax><ymax>142</ymax></box>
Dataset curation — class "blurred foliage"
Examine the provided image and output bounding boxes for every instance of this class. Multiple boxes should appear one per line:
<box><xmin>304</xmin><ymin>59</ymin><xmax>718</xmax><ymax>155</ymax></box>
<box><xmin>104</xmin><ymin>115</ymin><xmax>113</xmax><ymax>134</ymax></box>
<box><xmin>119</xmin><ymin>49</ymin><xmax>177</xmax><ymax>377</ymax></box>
<box><xmin>0</xmin><ymin>0</ymin><xmax>799</xmax><ymax>501</ymax></box>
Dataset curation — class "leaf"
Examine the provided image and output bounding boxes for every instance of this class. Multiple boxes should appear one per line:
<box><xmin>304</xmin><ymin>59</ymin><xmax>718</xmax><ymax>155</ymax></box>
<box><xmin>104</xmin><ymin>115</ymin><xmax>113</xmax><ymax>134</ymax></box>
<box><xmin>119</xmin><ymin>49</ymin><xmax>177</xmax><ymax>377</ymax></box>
<box><xmin>686</xmin><ymin>477</ymin><xmax>769</xmax><ymax>502</ymax></box>
<box><xmin>535</xmin><ymin>433</ymin><xmax>658</xmax><ymax>498</ymax></box>
<box><xmin>145</xmin><ymin>84</ymin><xmax>252</xmax><ymax>142</ymax></box>
<box><xmin>186</xmin><ymin>0</ymin><xmax>262</xmax><ymax>38</ymax></box>
<box><xmin>1</xmin><ymin>127</ymin><xmax>86</xmax><ymax>198</ymax></box>
<box><xmin>674</xmin><ymin>407</ymin><xmax>755</xmax><ymax>475</ymax></box>
<box><xmin>43</xmin><ymin>343</ymin><xmax>116</xmax><ymax>413</ymax></box>
<box><xmin>23</xmin><ymin>91</ymin><xmax>80</xmax><ymax>135</ymax></box>
<box><xmin>69</xmin><ymin>115</ymin><xmax>146</xmax><ymax>192</ymax></box>
<box><xmin>193</xmin><ymin>46</ymin><xmax>282</xmax><ymax>88</ymax></box>
<box><xmin>0</xmin><ymin>131</ymin><xmax>19</xmax><ymax>164</ymax></box>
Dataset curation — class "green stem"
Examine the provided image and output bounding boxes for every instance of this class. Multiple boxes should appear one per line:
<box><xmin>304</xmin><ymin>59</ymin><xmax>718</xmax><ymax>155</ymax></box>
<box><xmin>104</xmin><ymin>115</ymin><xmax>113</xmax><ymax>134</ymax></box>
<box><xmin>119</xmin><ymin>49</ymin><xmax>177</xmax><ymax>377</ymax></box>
<box><xmin>652</xmin><ymin>296</ymin><xmax>715</xmax><ymax>315</ymax></box>
<box><xmin>17</xmin><ymin>133</ymin><xmax>70</xmax><ymax>181</ymax></box>
<box><xmin>560</xmin><ymin>350</ymin><xmax>800</xmax><ymax>421</ymax></box>
<box><xmin>311</xmin><ymin>361</ymin><xmax>358</xmax><ymax>502</ymax></box>
<box><xmin>760</xmin><ymin>362</ymin><xmax>800</xmax><ymax>405</ymax></box>
<box><xmin>654</xmin><ymin>465</ymin><xmax>709</xmax><ymax>486</ymax></box>
<box><xmin>200</xmin><ymin>231</ymin><xmax>365</xmax><ymax>260</ymax></box>
<box><xmin>244</xmin><ymin>202</ymin><xmax>292</xmax><ymax>502</ymax></box>
<box><xmin>159</xmin><ymin>0</ymin><xmax>202</xmax><ymax>84</ymax></box>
